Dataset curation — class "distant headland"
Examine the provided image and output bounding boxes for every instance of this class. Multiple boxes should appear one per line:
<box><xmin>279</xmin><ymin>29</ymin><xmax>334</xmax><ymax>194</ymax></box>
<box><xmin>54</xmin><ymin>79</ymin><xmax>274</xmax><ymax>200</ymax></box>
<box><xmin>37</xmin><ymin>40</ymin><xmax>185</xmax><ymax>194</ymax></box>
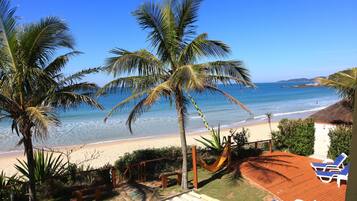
<box><xmin>277</xmin><ymin>76</ymin><xmax>326</xmax><ymax>88</ymax></box>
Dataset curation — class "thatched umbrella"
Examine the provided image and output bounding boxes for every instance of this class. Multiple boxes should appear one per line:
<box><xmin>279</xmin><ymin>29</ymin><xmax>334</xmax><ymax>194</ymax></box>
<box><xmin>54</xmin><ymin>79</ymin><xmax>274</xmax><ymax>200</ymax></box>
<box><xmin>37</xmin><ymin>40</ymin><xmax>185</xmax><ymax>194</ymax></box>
<box><xmin>310</xmin><ymin>100</ymin><xmax>352</xmax><ymax>125</ymax></box>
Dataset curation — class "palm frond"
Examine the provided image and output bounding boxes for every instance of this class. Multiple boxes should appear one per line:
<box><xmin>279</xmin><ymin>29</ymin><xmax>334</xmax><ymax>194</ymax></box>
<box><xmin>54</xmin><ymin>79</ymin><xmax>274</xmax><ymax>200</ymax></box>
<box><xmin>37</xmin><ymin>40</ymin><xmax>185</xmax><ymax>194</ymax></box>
<box><xmin>175</xmin><ymin>0</ymin><xmax>201</xmax><ymax>41</ymax></box>
<box><xmin>44</xmin><ymin>51</ymin><xmax>82</xmax><ymax>76</ymax></box>
<box><xmin>25</xmin><ymin>106</ymin><xmax>60</xmax><ymax>139</ymax></box>
<box><xmin>179</xmin><ymin>33</ymin><xmax>230</xmax><ymax>64</ymax></box>
<box><xmin>204</xmin><ymin>85</ymin><xmax>252</xmax><ymax>114</ymax></box>
<box><xmin>59</xmin><ymin>82</ymin><xmax>99</xmax><ymax>94</ymax></box>
<box><xmin>127</xmin><ymin>97</ymin><xmax>152</xmax><ymax>133</ymax></box>
<box><xmin>19</xmin><ymin>16</ymin><xmax>74</xmax><ymax>67</ymax></box>
<box><xmin>316</xmin><ymin>67</ymin><xmax>357</xmax><ymax>103</ymax></box>
<box><xmin>195</xmin><ymin>60</ymin><xmax>254</xmax><ymax>86</ymax></box>
<box><xmin>106</xmin><ymin>48</ymin><xmax>164</xmax><ymax>77</ymax></box>
<box><xmin>104</xmin><ymin>91</ymin><xmax>148</xmax><ymax>122</ymax></box>
<box><xmin>45</xmin><ymin>92</ymin><xmax>103</xmax><ymax>110</ymax></box>
<box><xmin>0</xmin><ymin>0</ymin><xmax>17</xmax><ymax>70</ymax></box>
<box><xmin>144</xmin><ymin>81</ymin><xmax>173</xmax><ymax>105</ymax></box>
<box><xmin>97</xmin><ymin>75</ymin><xmax>163</xmax><ymax>95</ymax></box>
<box><xmin>60</xmin><ymin>67</ymin><xmax>102</xmax><ymax>85</ymax></box>
<box><xmin>133</xmin><ymin>2</ymin><xmax>174</xmax><ymax>64</ymax></box>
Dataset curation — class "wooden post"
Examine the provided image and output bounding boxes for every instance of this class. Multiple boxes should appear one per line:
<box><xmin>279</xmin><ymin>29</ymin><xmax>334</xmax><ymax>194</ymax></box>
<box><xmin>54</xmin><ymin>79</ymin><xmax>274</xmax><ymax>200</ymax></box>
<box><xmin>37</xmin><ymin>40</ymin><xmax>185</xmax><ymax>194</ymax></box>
<box><xmin>228</xmin><ymin>136</ymin><xmax>232</xmax><ymax>166</ymax></box>
<box><xmin>254</xmin><ymin>142</ymin><xmax>258</xmax><ymax>149</ymax></box>
<box><xmin>143</xmin><ymin>162</ymin><xmax>146</xmax><ymax>182</ymax></box>
<box><xmin>192</xmin><ymin>146</ymin><xmax>198</xmax><ymax>190</ymax></box>
<box><xmin>95</xmin><ymin>189</ymin><xmax>101</xmax><ymax>201</ymax></box>
<box><xmin>269</xmin><ymin>140</ymin><xmax>273</xmax><ymax>153</ymax></box>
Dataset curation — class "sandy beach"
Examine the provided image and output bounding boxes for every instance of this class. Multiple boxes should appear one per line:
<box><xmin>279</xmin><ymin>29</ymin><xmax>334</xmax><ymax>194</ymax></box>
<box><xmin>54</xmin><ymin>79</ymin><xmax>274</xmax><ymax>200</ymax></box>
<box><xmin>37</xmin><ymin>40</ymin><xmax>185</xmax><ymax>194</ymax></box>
<box><xmin>0</xmin><ymin>122</ymin><xmax>277</xmax><ymax>176</ymax></box>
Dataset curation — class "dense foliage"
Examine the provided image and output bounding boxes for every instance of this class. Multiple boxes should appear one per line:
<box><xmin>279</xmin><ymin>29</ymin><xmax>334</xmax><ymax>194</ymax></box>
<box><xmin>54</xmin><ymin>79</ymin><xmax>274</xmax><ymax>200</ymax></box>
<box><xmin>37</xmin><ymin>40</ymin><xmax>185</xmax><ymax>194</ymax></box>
<box><xmin>1</xmin><ymin>150</ymin><xmax>112</xmax><ymax>201</ymax></box>
<box><xmin>231</xmin><ymin>127</ymin><xmax>249</xmax><ymax>149</ymax></box>
<box><xmin>328</xmin><ymin>125</ymin><xmax>352</xmax><ymax>161</ymax></box>
<box><xmin>272</xmin><ymin>118</ymin><xmax>315</xmax><ymax>156</ymax></box>
<box><xmin>114</xmin><ymin>147</ymin><xmax>192</xmax><ymax>181</ymax></box>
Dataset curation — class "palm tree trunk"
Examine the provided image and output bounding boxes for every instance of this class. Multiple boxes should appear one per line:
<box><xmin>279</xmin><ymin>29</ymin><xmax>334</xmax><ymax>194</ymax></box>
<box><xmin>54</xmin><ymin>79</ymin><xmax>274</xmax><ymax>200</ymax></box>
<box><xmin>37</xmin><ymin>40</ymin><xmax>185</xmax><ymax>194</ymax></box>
<box><xmin>346</xmin><ymin>90</ymin><xmax>357</xmax><ymax>200</ymax></box>
<box><xmin>175</xmin><ymin>91</ymin><xmax>188</xmax><ymax>190</ymax></box>
<box><xmin>23</xmin><ymin>128</ymin><xmax>37</xmax><ymax>201</ymax></box>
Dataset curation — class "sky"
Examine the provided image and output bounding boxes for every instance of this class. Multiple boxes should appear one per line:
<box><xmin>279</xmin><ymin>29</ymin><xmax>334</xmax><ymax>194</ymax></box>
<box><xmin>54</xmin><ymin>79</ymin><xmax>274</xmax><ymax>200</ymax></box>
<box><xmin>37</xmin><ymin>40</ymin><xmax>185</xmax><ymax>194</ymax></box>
<box><xmin>12</xmin><ymin>0</ymin><xmax>357</xmax><ymax>85</ymax></box>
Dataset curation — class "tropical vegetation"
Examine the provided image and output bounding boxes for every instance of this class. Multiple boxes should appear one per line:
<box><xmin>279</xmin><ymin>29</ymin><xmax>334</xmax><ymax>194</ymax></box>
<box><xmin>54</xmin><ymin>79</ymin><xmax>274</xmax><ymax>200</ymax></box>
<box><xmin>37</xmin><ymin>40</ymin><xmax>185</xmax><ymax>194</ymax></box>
<box><xmin>0</xmin><ymin>0</ymin><xmax>102</xmax><ymax>199</ymax></box>
<box><xmin>272</xmin><ymin>118</ymin><xmax>315</xmax><ymax>156</ymax></box>
<box><xmin>99</xmin><ymin>0</ymin><xmax>253</xmax><ymax>189</ymax></box>
<box><xmin>328</xmin><ymin>125</ymin><xmax>352</xmax><ymax>162</ymax></box>
<box><xmin>316</xmin><ymin>67</ymin><xmax>357</xmax><ymax>107</ymax></box>
<box><xmin>15</xmin><ymin>150</ymin><xmax>67</xmax><ymax>184</ymax></box>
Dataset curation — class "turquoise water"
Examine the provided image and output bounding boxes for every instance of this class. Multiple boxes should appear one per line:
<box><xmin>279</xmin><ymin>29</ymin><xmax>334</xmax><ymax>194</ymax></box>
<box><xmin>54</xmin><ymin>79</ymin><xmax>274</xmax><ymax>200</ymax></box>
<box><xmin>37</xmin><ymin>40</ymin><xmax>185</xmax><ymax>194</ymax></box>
<box><xmin>0</xmin><ymin>82</ymin><xmax>339</xmax><ymax>152</ymax></box>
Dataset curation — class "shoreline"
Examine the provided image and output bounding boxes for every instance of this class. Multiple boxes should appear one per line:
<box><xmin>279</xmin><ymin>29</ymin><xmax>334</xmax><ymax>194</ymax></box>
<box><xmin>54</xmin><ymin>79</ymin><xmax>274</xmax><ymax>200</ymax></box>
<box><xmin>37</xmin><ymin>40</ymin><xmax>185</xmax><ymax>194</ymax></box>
<box><xmin>0</xmin><ymin>101</ymin><xmax>334</xmax><ymax>153</ymax></box>
<box><xmin>0</xmin><ymin>121</ymin><xmax>278</xmax><ymax>176</ymax></box>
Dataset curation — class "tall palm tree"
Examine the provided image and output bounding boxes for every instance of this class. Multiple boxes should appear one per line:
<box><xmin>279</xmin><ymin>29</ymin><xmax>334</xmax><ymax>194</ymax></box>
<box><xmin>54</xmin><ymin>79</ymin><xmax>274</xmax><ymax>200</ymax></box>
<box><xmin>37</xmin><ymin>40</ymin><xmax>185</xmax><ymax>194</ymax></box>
<box><xmin>99</xmin><ymin>0</ymin><xmax>253</xmax><ymax>189</ymax></box>
<box><xmin>316</xmin><ymin>68</ymin><xmax>357</xmax><ymax>107</ymax></box>
<box><xmin>0</xmin><ymin>1</ymin><xmax>103</xmax><ymax>200</ymax></box>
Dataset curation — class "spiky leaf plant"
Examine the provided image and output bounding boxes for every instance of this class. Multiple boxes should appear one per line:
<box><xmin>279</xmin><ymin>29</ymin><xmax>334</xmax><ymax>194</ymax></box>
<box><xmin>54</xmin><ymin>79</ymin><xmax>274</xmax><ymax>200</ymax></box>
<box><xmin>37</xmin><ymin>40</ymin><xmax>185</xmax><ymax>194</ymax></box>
<box><xmin>15</xmin><ymin>150</ymin><xmax>66</xmax><ymax>184</ymax></box>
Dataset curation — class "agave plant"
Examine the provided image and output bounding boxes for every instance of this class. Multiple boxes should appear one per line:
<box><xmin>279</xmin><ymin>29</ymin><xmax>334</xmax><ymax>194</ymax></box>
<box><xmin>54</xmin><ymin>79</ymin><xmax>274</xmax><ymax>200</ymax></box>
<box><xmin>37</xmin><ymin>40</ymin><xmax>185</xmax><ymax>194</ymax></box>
<box><xmin>15</xmin><ymin>150</ymin><xmax>67</xmax><ymax>184</ymax></box>
<box><xmin>196</xmin><ymin>125</ymin><xmax>224</xmax><ymax>153</ymax></box>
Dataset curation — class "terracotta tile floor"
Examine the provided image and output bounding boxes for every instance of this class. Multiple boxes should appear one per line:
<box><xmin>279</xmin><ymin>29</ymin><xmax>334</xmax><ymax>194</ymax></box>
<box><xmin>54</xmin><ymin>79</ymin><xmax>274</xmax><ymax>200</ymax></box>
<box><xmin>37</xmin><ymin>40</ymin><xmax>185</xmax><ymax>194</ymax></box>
<box><xmin>239</xmin><ymin>151</ymin><xmax>346</xmax><ymax>201</ymax></box>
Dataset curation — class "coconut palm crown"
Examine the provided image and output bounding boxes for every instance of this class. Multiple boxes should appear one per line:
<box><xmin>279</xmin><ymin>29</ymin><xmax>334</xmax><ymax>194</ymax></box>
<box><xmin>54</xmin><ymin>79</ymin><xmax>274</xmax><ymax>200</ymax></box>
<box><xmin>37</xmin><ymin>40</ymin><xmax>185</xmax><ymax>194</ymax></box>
<box><xmin>0</xmin><ymin>0</ymin><xmax>102</xmax><ymax>200</ymax></box>
<box><xmin>99</xmin><ymin>0</ymin><xmax>253</xmax><ymax>189</ymax></box>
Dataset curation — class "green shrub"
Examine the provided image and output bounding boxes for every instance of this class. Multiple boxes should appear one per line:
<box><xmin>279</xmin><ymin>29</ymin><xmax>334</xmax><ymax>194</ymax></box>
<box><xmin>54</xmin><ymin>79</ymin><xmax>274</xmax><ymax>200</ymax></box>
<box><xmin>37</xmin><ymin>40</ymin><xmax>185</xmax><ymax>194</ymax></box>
<box><xmin>272</xmin><ymin>118</ymin><xmax>315</xmax><ymax>156</ymax></box>
<box><xmin>115</xmin><ymin>146</ymin><xmax>192</xmax><ymax>180</ymax></box>
<box><xmin>231</xmin><ymin>127</ymin><xmax>249</xmax><ymax>149</ymax></box>
<box><xmin>328</xmin><ymin>125</ymin><xmax>352</xmax><ymax>161</ymax></box>
<box><xmin>0</xmin><ymin>171</ymin><xmax>27</xmax><ymax>201</ymax></box>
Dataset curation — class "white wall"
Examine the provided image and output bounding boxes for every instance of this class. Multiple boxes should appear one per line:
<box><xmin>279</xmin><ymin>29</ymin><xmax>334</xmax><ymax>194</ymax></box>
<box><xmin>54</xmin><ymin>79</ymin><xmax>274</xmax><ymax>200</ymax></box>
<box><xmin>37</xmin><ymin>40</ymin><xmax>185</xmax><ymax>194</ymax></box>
<box><xmin>311</xmin><ymin>123</ymin><xmax>336</xmax><ymax>160</ymax></box>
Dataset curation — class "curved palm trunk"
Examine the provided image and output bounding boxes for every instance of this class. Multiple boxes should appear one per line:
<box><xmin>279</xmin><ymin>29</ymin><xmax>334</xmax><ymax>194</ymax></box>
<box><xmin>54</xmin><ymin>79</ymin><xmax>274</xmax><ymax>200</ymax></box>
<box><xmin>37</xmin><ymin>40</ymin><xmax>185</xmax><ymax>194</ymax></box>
<box><xmin>175</xmin><ymin>91</ymin><xmax>188</xmax><ymax>190</ymax></box>
<box><xmin>346</xmin><ymin>90</ymin><xmax>357</xmax><ymax>200</ymax></box>
<box><xmin>23</xmin><ymin>127</ymin><xmax>37</xmax><ymax>201</ymax></box>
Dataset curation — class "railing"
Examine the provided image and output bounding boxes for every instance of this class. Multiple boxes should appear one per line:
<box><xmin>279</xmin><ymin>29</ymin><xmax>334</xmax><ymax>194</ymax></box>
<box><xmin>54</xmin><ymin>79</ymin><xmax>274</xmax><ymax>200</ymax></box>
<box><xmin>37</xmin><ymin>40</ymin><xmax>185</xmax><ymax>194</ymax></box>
<box><xmin>223</xmin><ymin>135</ymin><xmax>273</xmax><ymax>152</ymax></box>
<box><xmin>241</xmin><ymin>139</ymin><xmax>273</xmax><ymax>152</ymax></box>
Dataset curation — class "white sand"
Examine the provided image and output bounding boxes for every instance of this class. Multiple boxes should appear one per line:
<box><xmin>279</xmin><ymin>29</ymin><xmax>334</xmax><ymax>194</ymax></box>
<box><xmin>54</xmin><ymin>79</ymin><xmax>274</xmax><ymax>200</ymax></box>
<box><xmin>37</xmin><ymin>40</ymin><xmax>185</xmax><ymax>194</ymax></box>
<box><xmin>0</xmin><ymin>122</ymin><xmax>277</xmax><ymax>176</ymax></box>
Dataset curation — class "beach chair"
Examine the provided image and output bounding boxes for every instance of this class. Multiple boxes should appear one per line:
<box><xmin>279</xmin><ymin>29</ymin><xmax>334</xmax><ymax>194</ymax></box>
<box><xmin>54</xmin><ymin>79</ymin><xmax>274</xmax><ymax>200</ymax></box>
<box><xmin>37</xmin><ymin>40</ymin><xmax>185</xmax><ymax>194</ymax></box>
<box><xmin>310</xmin><ymin>153</ymin><xmax>347</xmax><ymax>171</ymax></box>
<box><xmin>315</xmin><ymin>164</ymin><xmax>349</xmax><ymax>187</ymax></box>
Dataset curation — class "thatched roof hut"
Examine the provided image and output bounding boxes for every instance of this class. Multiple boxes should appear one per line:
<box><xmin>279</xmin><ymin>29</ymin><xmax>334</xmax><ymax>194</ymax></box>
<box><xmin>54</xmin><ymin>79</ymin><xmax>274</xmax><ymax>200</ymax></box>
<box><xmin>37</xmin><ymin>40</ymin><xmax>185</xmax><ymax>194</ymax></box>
<box><xmin>310</xmin><ymin>100</ymin><xmax>352</xmax><ymax>125</ymax></box>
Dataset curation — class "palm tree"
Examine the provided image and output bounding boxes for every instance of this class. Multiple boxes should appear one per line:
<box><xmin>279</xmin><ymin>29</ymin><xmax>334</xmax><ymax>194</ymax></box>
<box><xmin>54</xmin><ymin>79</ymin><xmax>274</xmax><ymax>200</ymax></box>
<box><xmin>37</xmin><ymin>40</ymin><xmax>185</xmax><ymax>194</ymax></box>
<box><xmin>317</xmin><ymin>68</ymin><xmax>357</xmax><ymax>200</ymax></box>
<box><xmin>316</xmin><ymin>68</ymin><xmax>357</xmax><ymax>107</ymax></box>
<box><xmin>0</xmin><ymin>1</ymin><xmax>103</xmax><ymax>200</ymax></box>
<box><xmin>99</xmin><ymin>0</ymin><xmax>253</xmax><ymax>189</ymax></box>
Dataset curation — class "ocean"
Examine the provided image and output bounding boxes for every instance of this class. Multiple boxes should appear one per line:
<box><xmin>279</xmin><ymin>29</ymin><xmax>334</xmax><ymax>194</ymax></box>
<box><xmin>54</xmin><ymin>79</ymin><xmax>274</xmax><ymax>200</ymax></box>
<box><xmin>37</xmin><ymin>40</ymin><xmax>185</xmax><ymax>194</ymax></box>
<box><xmin>0</xmin><ymin>82</ymin><xmax>339</xmax><ymax>152</ymax></box>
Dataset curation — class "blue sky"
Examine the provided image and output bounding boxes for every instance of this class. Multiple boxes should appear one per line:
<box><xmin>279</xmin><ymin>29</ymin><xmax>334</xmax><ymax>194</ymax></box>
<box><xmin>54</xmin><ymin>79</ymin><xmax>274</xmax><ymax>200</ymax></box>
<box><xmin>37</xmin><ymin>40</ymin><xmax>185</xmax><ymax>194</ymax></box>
<box><xmin>13</xmin><ymin>0</ymin><xmax>357</xmax><ymax>85</ymax></box>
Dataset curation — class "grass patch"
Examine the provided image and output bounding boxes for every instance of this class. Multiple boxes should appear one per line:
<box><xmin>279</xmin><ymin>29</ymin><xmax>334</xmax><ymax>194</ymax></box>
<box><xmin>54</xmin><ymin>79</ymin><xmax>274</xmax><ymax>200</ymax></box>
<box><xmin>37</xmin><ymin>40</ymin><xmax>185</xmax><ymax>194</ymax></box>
<box><xmin>159</xmin><ymin>168</ymin><xmax>270</xmax><ymax>201</ymax></box>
